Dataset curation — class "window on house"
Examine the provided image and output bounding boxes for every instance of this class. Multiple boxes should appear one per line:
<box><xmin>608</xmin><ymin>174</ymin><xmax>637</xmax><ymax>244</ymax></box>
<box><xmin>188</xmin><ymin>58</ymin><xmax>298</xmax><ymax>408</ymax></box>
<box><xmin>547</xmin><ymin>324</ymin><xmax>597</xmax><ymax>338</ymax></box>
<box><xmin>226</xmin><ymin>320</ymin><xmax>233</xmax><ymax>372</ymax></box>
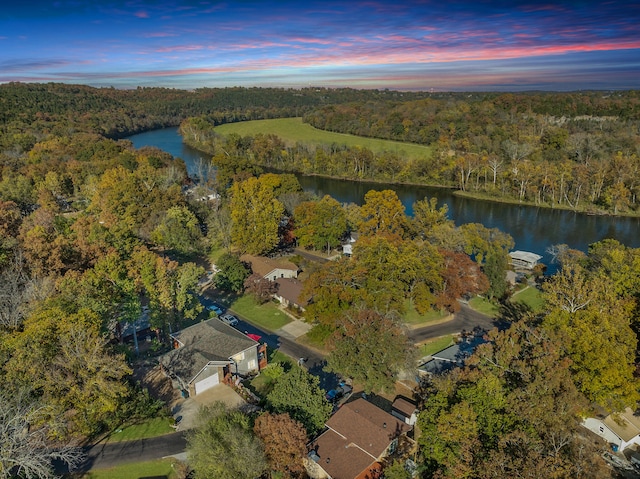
<box><xmin>248</xmin><ymin>359</ymin><xmax>256</xmax><ymax>370</ymax></box>
<box><xmin>388</xmin><ymin>438</ymin><xmax>398</xmax><ymax>454</ymax></box>
<box><xmin>233</xmin><ymin>352</ymin><xmax>245</xmax><ymax>362</ymax></box>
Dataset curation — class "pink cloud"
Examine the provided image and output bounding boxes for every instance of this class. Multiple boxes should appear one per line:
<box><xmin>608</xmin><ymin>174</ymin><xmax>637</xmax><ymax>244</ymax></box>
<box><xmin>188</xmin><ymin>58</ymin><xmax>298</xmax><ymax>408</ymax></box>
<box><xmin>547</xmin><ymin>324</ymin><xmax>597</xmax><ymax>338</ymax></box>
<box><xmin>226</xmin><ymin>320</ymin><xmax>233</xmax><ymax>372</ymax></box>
<box><xmin>134</xmin><ymin>10</ymin><xmax>149</xmax><ymax>19</ymax></box>
<box><xmin>153</xmin><ymin>45</ymin><xmax>204</xmax><ymax>53</ymax></box>
<box><xmin>143</xmin><ymin>32</ymin><xmax>178</xmax><ymax>38</ymax></box>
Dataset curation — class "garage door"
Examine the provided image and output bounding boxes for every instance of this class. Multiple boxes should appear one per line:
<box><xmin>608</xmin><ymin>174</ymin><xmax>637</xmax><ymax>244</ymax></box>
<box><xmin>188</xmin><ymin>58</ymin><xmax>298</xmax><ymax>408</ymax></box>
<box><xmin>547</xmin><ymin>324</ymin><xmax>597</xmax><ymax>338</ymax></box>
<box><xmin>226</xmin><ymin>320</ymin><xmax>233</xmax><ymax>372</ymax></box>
<box><xmin>194</xmin><ymin>372</ymin><xmax>219</xmax><ymax>395</ymax></box>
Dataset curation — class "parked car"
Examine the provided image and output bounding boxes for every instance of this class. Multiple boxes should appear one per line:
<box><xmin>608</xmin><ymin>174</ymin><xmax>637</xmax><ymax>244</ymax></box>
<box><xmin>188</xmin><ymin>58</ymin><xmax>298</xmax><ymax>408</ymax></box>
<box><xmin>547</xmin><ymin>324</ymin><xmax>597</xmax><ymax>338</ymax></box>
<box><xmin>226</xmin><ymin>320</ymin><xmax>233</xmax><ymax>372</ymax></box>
<box><xmin>207</xmin><ymin>304</ymin><xmax>224</xmax><ymax>315</ymax></box>
<box><xmin>325</xmin><ymin>381</ymin><xmax>353</xmax><ymax>403</ymax></box>
<box><xmin>219</xmin><ymin>313</ymin><xmax>239</xmax><ymax>326</ymax></box>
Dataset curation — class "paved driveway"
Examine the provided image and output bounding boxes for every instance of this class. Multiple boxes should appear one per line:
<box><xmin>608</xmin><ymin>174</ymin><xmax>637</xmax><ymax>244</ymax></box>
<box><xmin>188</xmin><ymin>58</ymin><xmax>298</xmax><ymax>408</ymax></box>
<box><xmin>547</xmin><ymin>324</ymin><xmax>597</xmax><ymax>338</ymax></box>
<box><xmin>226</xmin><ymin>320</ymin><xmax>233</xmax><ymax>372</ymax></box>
<box><xmin>173</xmin><ymin>384</ymin><xmax>246</xmax><ymax>431</ymax></box>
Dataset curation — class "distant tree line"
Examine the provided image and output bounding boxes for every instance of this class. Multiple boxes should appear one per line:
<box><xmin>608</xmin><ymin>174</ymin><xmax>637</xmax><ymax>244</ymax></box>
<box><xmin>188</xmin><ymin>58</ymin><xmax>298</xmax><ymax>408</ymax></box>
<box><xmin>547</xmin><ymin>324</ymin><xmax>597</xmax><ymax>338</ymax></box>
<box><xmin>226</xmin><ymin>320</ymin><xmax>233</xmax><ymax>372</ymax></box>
<box><xmin>181</xmin><ymin>90</ymin><xmax>640</xmax><ymax>215</ymax></box>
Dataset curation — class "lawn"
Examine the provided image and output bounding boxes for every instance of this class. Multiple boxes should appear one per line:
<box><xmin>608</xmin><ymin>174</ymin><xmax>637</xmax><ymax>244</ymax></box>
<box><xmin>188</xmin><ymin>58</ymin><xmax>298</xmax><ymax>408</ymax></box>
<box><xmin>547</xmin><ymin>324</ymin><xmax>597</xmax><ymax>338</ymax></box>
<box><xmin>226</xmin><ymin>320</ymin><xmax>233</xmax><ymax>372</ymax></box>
<box><xmin>102</xmin><ymin>417</ymin><xmax>175</xmax><ymax>444</ymax></box>
<box><xmin>403</xmin><ymin>301</ymin><xmax>450</xmax><ymax>326</ymax></box>
<box><xmin>74</xmin><ymin>458</ymin><xmax>180</xmax><ymax>479</ymax></box>
<box><xmin>468</xmin><ymin>296</ymin><xmax>500</xmax><ymax>317</ymax></box>
<box><xmin>511</xmin><ymin>285</ymin><xmax>545</xmax><ymax>312</ymax></box>
<box><xmin>419</xmin><ymin>335</ymin><xmax>455</xmax><ymax>357</ymax></box>
<box><xmin>214</xmin><ymin>118</ymin><xmax>432</xmax><ymax>161</ymax></box>
<box><xmin>230</xmin><ymin>295</ymin><xmax>291</xmax><ymax>331</ymax></box>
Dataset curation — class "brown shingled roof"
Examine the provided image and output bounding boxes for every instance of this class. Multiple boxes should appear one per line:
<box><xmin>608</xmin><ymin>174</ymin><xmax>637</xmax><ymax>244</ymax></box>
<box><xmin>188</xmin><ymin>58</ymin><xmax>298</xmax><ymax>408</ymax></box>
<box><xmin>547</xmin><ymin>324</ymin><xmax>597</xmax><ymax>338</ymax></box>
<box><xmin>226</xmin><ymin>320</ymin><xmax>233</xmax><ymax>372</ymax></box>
<box><xmin>240</xmin><ymin>254</ymin><xmax>298</xmax><ymax>278</ymax></box>
<box><xmin>275</xmin><ymin>277</ymin><xmax>309</xmax><ymax>307</ymax></box>
<box><xmin>326</xmin><ymin>398</ymin><xmax>410</xmax><ymax>459</ymax></box>
<box><xmin>392</xmin><ymin>397</ymin><xmax>417</xmax><ymax>418</ymax></box>
<box><xmin>310</xmin><ymin>429</ymin><xmax>376</xmax><ymax>479</ymax></box>
<box><xmin>309</xmin><ymin>398</ymin><xmax>411</xmax><ymax>479</ymax></box>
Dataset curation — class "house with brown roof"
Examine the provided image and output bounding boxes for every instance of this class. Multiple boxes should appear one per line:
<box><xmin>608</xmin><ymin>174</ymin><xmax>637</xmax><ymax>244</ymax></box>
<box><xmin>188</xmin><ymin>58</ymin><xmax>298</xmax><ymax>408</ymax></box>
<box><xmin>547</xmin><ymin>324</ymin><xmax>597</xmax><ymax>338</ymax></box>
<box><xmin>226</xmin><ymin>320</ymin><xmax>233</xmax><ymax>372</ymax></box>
<box><xmin>241</xmin><ymin>254</ymin><xmax>298</xmax><ymax>281</ymax></box>
<box><xmin>159</xmin><ymin>319</ymin><xmax>266</xmax><ymax>397</ymax></box>
<box><xmin>307</xmin><ymin>398</ymin><xmax>412</xmax><ymax>479</ymax></box>
<box><xmin>583</xmin><ymin>407</ymin><xmax>640</xmax><ymax>451</ymax></box>
<box><xmin>274</xmin><ymin>277</ymin><xmax>309</xmax><ymax>311</ymax></box>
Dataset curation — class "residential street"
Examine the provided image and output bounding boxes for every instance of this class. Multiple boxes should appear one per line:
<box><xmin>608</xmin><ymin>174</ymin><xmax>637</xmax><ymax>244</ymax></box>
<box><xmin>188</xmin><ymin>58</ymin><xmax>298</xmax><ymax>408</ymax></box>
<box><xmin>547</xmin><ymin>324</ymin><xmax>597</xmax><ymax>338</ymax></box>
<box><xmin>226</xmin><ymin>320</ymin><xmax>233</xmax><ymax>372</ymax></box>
<box><xmin>231</xmin><ymin>311</ymin><xmax>341</xmax><ymax>391</ymax></box>
<box><xmin>409</xmin><ymin>303</ymin><xmax>505</xmax><ymax>343</ymax></box>
<box><xmin>74</xmin><ymin>303</ymin><xmax>497</xmax><ymax>472</ymax></box>
<box><xmin>70</xmin><ymin>432</ymin><xmax>187</xmax><ymax>473</ymax></box>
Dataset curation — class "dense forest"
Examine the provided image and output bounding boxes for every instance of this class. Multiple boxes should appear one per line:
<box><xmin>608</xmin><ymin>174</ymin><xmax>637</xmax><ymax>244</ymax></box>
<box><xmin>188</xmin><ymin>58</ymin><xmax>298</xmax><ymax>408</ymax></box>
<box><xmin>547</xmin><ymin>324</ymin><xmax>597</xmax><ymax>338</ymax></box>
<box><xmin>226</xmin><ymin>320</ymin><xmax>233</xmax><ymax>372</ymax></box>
<box><xmin>0</xmin><ymin>82</ymin><xmax>429</xmax><ymax>141</ymax></box>
<box><xmin>181</xmin><ymin>90</ymin><xmax>640</xmax><ymax>215</ymax></box>
<box><xmin>1</xmin><ymin>83</ymin><xmax>640</xmax><ymax>479</ymax></box>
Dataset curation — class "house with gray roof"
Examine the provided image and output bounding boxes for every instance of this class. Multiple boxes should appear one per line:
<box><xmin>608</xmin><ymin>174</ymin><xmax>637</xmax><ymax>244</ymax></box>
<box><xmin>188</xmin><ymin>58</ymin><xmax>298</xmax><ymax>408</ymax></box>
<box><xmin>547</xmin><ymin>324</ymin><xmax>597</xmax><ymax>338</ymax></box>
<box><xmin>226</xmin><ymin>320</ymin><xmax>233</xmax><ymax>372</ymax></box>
<box><xmin>160</xmin><ymin>319</ymin><xmax>264</xmax><ymax>397</ymax></box>
<box><xmin>418</xmin><ymin>335</ymin><xmax>487</xmax><ymax>376</ymax></box>
<box><xmin>509</xmin><ymin>250</ymin><xmax>543</xmax><ymax>270</ymax></box>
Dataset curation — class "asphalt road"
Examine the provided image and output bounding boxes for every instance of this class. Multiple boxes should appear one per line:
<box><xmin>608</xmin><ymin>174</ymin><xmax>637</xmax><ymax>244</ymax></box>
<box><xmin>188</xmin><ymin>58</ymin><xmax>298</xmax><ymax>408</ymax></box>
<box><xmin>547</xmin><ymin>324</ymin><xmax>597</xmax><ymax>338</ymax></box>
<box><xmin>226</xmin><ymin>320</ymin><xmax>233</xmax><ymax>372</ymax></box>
<box><xmin>66</xmin><ymin>432</ymin><xmax>187</xmax><ymax>473</ymax></box>
<box><xmin>409</xmin><ymin>303</ymin><xmax>506</xmax><ymax>343</ymax></box>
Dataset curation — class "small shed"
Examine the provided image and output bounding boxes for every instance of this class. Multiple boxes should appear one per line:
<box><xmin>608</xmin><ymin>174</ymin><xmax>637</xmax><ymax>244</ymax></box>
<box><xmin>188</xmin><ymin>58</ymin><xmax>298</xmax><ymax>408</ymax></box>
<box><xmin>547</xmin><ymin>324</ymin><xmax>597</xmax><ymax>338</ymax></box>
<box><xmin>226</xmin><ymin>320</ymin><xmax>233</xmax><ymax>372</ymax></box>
<box><xmin>391</xmin><ymin>397</ymin><xmax>418</xmax><ymax>426</ymax></box>
<box><xmin>509</xmin><ymin>250</ymin><xmax>543</xmax><ymax>270</ymax></box>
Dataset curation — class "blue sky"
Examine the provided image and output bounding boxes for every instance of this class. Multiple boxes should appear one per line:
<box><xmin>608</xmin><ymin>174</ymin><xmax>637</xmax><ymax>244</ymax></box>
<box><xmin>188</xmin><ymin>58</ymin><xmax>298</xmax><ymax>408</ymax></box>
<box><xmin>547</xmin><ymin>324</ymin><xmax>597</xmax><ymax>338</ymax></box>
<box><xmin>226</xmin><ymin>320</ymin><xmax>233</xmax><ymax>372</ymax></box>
<box><xmin>2</xmin><ymin>0</ymin><xmax>639</xmax><ymax>91</ymax></box>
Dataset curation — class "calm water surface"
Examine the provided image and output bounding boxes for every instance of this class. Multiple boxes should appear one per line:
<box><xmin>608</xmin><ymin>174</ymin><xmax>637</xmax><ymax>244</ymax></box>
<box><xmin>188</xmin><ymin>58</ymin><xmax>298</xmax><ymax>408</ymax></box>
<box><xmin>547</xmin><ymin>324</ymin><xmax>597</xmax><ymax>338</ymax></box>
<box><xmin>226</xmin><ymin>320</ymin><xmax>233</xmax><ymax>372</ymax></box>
<box><xmin>128</xmin><ymin>127</ymin><xmax>640</xmax><ymax>274</ymax></box>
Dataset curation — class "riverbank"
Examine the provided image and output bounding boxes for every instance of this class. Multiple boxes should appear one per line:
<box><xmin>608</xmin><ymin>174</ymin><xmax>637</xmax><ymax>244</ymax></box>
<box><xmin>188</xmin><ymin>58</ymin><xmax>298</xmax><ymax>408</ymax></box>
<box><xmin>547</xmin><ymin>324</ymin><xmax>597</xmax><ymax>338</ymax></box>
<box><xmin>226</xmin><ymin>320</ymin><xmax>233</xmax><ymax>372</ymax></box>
<box><xmin>452</xmin><ymin>190</ymin><xmax>639</xmax><ymax>218</ymax></box>
<box><xmin>182</xmin><ymin>132</ymin><xmax>640</xmax><ymax>220</ymax></box>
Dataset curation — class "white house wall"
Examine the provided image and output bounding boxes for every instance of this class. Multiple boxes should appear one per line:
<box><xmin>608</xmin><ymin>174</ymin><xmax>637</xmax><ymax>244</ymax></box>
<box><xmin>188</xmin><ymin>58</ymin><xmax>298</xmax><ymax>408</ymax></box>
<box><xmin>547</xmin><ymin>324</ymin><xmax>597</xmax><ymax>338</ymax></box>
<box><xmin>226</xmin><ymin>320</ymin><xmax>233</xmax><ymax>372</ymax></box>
<box><xmin>583</xmin><ymin>418</ymin><xmax>623</xmax><ymax>449</ymax></box>
<box><xmin>266</xmin><ymin>268</ymin><xmax>297</xmax><ymax>281</ymax></box>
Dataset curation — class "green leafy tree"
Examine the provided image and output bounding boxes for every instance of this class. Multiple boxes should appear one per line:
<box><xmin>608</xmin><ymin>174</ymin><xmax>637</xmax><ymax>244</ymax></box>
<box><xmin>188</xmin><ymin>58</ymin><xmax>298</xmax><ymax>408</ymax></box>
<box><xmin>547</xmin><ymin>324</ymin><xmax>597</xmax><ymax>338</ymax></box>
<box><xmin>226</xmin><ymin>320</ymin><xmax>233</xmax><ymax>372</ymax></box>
<box><xmin>213</xmin><ymin>253</ymin><xmax>250</xmax><ymax>293</ymax></box>
<box><xmin>382</xmin><ymin>460</ymin><xmax>412</xmax><ymax>479</ymax></box>
<box><xmin>326</xmin><ymin>308</ymin><xmax>415</xmax><ymax>393</ymax></box>
<box><xmin>211</xmin><ymin>152</ymin><xmax>263</xmax><ymax>192</ymax></box>
<box><xmin>411</xmin><ymin>196</ymin><xmax>454</xmax><ymax>242</ymax></box>
<box><xmin>151</xmin><ymin>205</ymin><xmax>203</xmax><ymax>255</ymax></box>
<box><xmin>127</xmin><ymin>246</ymin><xmax>203</xmax><ymax>335</ymax></box>
<box><xmin>359</xmin><ymin>189</ymin><xmax>407</xmax><ymax>238</ymax></box>
<box><xmin>3</xmin><ymin>307</ymin><xmax>132</xmax><ymax>437</ymax></box>
<box><xmin>230</xmin><ymin>176</ymin><xmax>285</xmax><ymax>254</ymax></box>
<box><xmin>543</xmin><ymin>261</ymin><xmax>640</xmax><ymax>410</ymax></box>
<box><xmin>266</xmin><ymin>366</ymin><xmax>332</xmax><ymax>436</ymax></box>
<box><xmin>417</xmin><ymin>320</ymin><xmax>602</xmax><ymax>479</ymax></box>
<box><xmin>460</xmin><ymin>223</ymin><xmax>514</xmax><ymax>265</ymax></box>
<box><xmin>186</xmin><ymin>402</ymin><xmax>266</xmax><ymax>479</ymax></box>
<box><xmin>294</xmin><ymin>195</ymin><xmax>347</xmax><ymax>253</ymax></box>
<box><xmin>483</xmin><ymin>248</ymin><xmax>509</xmax><ymax>300</ymax></box>
<box><xmin>302</xmin><ymin>257</ymin><xmax>367</xmax><ymax>327</ymax></box>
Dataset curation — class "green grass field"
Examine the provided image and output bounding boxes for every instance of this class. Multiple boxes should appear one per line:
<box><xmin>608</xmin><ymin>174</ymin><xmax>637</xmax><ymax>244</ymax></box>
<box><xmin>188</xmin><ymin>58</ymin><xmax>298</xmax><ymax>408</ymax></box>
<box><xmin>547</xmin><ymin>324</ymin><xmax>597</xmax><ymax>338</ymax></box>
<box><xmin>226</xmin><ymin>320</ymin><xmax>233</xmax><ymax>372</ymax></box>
<box><xmin>103</xmin><ymin>417</ymin><xmax>175</xmax><ymax>444</ymax></box>
<box><xmin>468</xmin><ymin>296</ymin><xmax>500</xmax><ymax>317</ymax></box>
<box><xmin>214</xmin><ymin>118</ymin><xmax>431</xmax><ymax>160</ymax></box>
<box><xmin>511</xmin><ymin>286</ymin><xmax>545</xmax><ymax>312</ymax></box>
<box><xmin>75</xmin><ymin>458</ymin><xmax>180</xmax><ymax>479</ymax></box>
<box><xmin>230</xmin><ymin>295</ymin><xmax>291</xmax><ymax>331</ymax></box>
<box><xmin>403</xmin><ymin>300</ymin><xmax>450</xmax><ymax>325</ymax></box>
<box><xmin>420</xmin><ymin>335</ymin><xmax>455</xmax><ymax>357</ymax></box>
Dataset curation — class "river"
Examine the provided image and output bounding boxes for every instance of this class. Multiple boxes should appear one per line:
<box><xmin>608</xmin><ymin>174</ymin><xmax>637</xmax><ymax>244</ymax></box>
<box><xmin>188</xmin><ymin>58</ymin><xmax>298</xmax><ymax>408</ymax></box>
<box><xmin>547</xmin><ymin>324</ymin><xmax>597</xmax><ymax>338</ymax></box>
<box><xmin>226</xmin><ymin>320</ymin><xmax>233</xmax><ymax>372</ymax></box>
<box><xmin>127</xmin><ymin>127</ymin><xmax>640</xmax><ymax>274</ymax></box>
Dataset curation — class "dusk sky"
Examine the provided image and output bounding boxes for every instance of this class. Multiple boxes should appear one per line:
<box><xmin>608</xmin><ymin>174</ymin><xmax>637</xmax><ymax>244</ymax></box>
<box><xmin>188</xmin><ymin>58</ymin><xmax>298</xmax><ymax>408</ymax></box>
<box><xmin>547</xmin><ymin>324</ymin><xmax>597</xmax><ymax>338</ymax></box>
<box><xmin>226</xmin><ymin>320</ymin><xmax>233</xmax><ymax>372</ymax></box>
<box><xmin>2</xmin><ymin>1</ymin><xmax>640</xmax><ymax>91</ymax></box>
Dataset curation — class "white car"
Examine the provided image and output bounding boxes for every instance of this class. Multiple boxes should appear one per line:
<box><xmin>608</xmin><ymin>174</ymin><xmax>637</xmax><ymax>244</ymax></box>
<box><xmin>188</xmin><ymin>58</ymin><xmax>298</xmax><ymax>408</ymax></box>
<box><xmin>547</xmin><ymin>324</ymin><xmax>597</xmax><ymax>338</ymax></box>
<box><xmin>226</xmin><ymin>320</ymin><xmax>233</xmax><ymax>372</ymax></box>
<box><xmin>219</xmin><ymin>313</ymin><xmax>239</xmax><ymax>326</ymax></box>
